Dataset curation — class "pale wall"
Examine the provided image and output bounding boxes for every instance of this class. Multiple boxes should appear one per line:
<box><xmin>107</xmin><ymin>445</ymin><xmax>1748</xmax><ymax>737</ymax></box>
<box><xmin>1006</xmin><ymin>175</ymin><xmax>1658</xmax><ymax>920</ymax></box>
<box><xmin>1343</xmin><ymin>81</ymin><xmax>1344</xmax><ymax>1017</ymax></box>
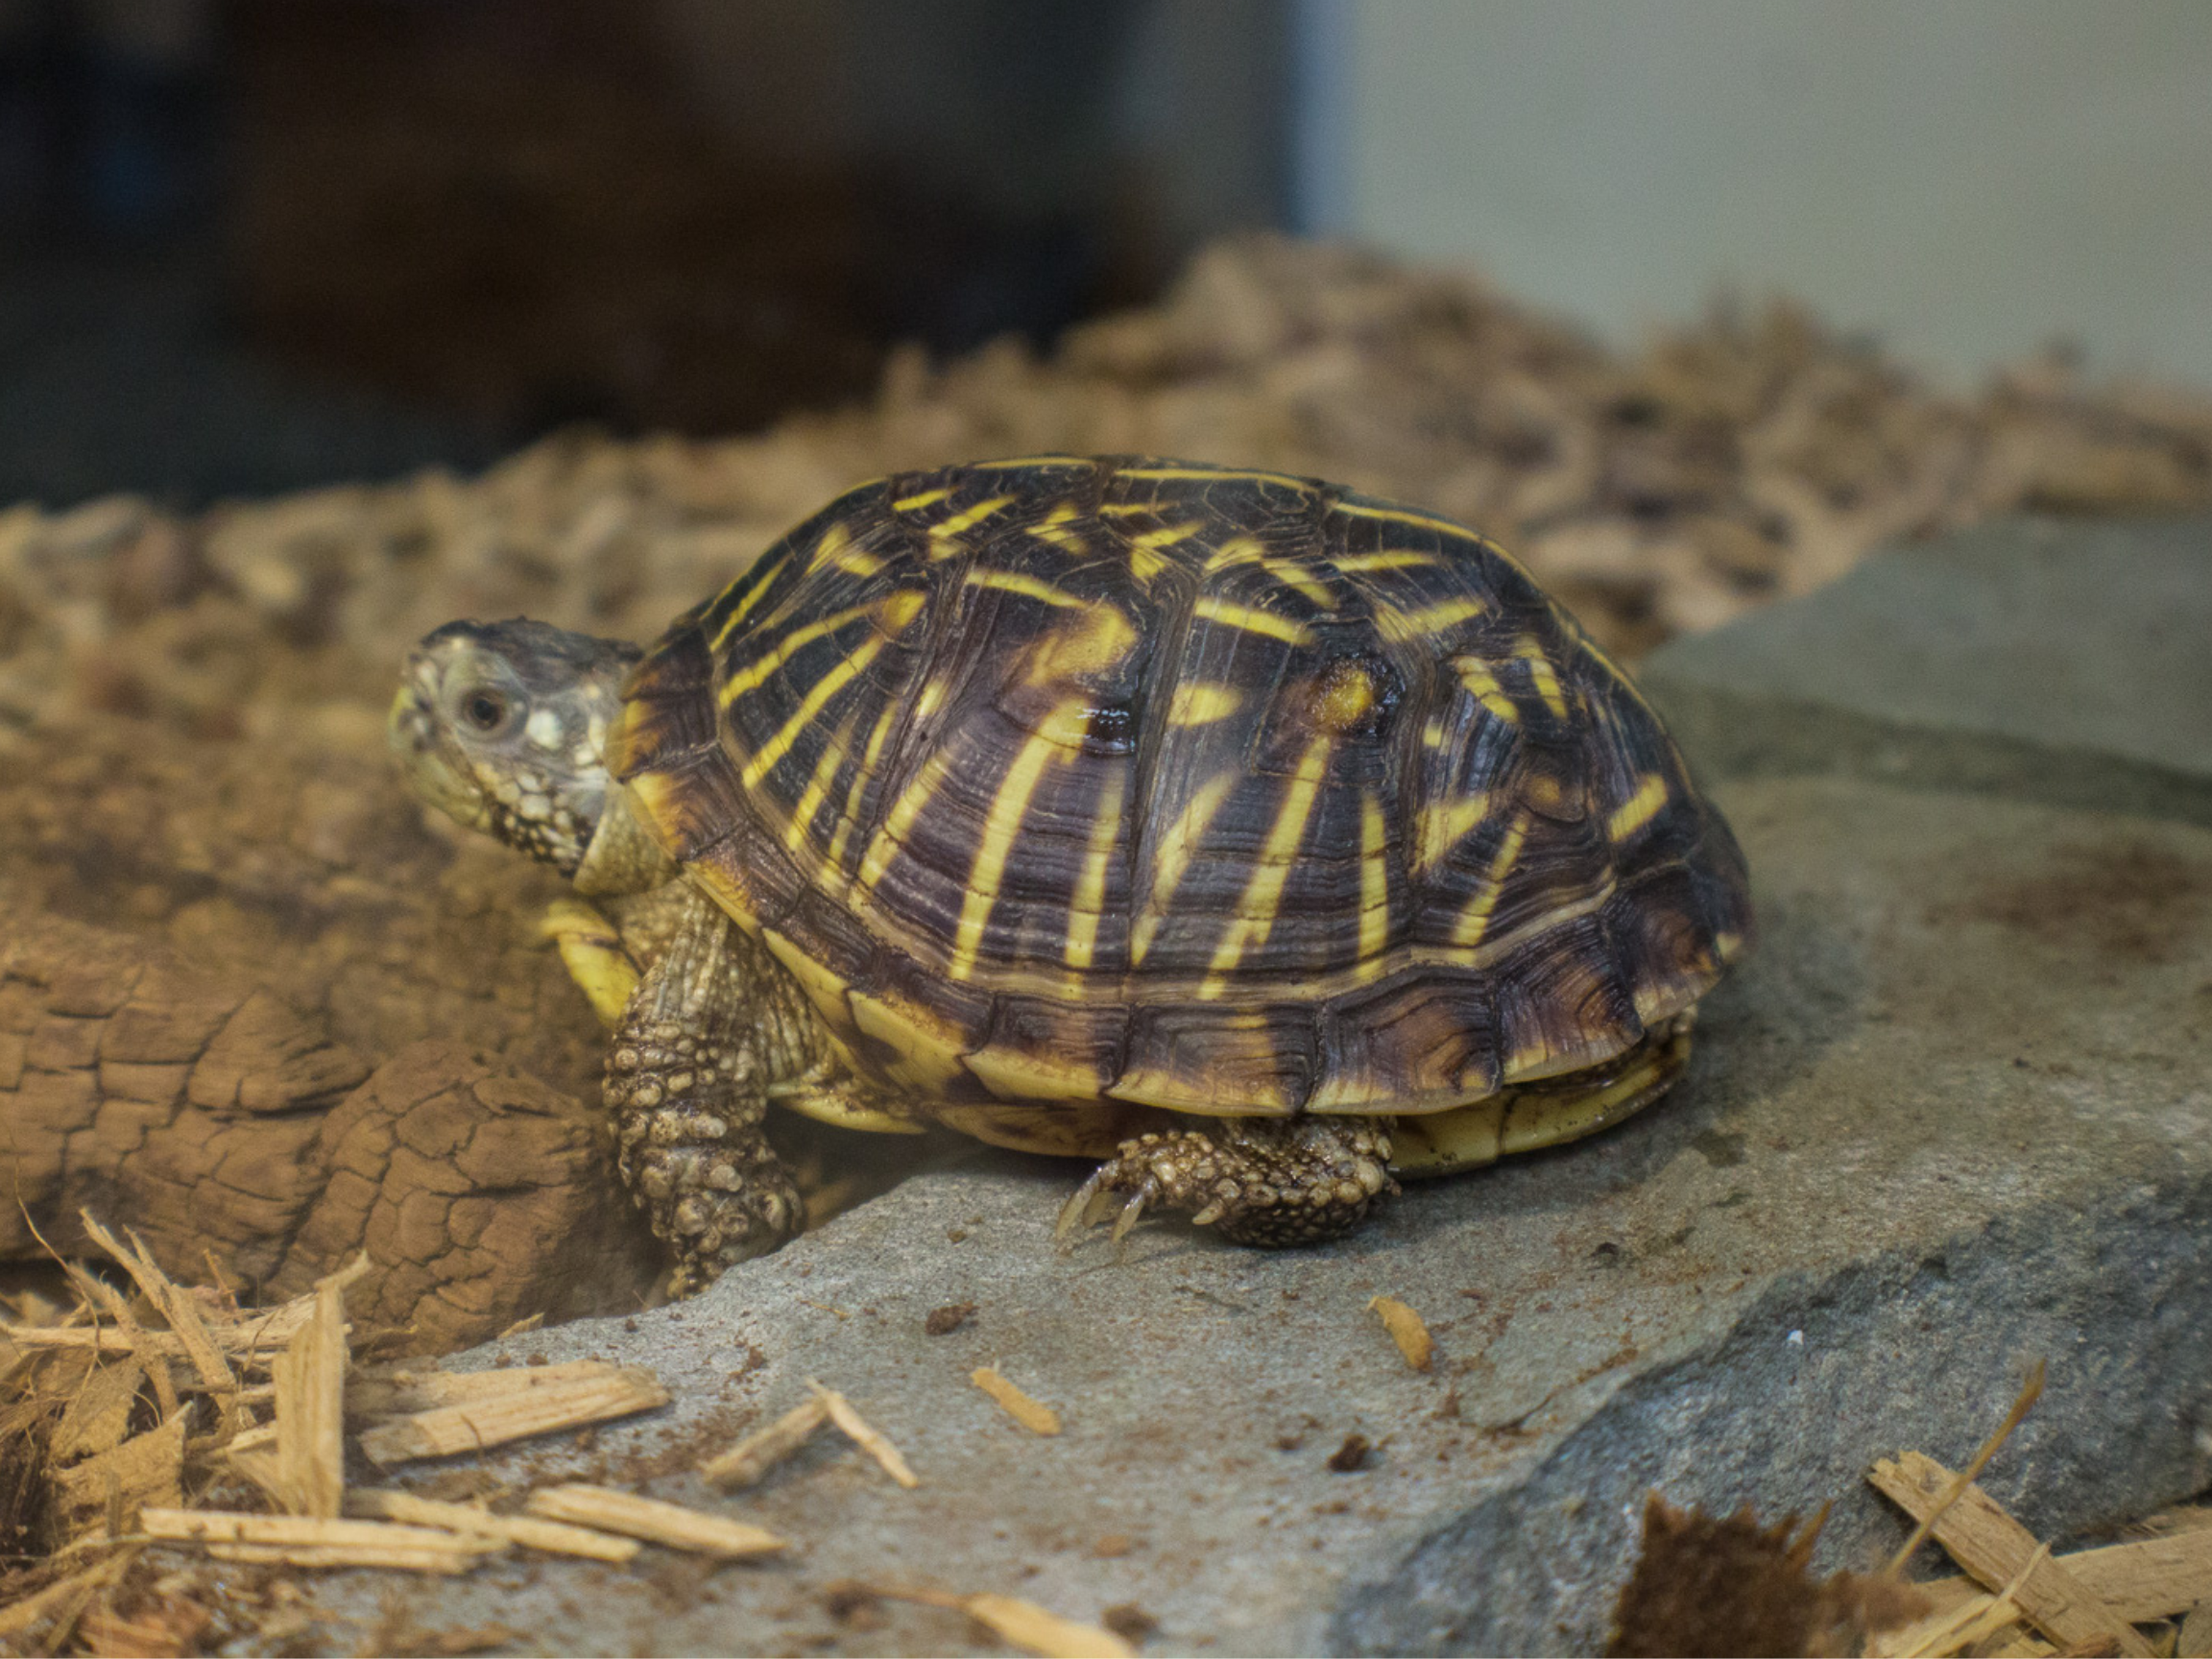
<box><xmin>1326</xmin><ymin>0</ymin><xmax>2212</xmax><ymax>386</ymax></box>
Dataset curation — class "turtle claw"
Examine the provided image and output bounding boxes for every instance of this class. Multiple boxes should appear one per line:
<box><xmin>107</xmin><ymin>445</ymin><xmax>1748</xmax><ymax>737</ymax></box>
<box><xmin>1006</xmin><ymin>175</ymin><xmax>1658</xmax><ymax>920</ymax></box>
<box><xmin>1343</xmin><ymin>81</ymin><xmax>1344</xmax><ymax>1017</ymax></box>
<box><xmin>1054</xmin><ymin>1120</ymin><xmax>1397</xmax><ymax>1251</ymax></box>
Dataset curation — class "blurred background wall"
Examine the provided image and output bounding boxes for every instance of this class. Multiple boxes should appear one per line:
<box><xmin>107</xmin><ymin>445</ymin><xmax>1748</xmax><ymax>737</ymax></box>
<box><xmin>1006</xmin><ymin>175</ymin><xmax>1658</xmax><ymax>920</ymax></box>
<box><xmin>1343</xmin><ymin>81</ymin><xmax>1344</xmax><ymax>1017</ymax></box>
<box><xmin>0</xmin><ymin>0</ymin><xmax>2208</xmax><ymax>506</ymax></box>
<box><xmin>1324</xmin><ymin>0</ymin><xmax>2212</xmax><ymax>386</ymax></box>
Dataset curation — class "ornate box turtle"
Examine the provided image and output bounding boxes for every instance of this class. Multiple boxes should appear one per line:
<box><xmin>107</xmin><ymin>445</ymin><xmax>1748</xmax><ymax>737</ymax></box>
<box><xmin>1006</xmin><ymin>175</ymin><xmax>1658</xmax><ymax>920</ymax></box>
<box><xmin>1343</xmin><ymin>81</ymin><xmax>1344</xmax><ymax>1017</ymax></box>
<box><xmin>391</xmin><ymin>457</ymin><xmax>1751</xmax><ymax>1291</ymax></box>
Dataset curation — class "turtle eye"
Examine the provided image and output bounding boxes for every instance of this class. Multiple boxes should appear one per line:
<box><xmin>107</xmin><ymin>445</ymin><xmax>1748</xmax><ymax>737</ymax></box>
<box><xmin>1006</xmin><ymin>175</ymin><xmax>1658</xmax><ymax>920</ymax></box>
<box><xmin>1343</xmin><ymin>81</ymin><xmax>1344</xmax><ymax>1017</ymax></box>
<box><xmin>461</xmin><ymin>687</ymin><xmax>511</xmax><ymax>733</ymax></box>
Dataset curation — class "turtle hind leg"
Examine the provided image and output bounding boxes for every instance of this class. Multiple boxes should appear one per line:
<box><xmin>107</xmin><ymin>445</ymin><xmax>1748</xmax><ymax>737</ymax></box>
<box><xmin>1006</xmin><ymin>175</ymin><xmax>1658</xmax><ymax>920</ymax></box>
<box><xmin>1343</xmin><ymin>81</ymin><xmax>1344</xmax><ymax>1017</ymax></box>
<box><xmin>606</xmin><ymin>888</ymin><xmax>802</xmax><ymax>1296</ymax></box>
<box><xmin>1056</xmin><ymin>1118</ymin><xmax>1397</xmax><ymax>1252</ymax></box>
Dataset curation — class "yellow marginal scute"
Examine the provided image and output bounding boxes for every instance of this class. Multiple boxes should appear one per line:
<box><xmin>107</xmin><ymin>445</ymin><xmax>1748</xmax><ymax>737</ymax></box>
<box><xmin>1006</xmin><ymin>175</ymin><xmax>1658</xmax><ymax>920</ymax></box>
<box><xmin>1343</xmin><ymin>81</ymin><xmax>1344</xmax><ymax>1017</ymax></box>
<box><xmin>963</xmin><ymin>1045</ymin><xmax>1107</xmax><ymax>1104</ymax></box>
<box><xmin>849</xmin><ymin>988</ymin><xmax>970</xmax><ymax>1092</ymax></box>
<box><xmin>759</xmin><ymin>926</ymin><xmax>856</xmax><ymax>1030</ymax></box>
<box><xmin>542</xmin><ymin>898</ymin><xmax>638</xmax><ymax>1028</ymax></box>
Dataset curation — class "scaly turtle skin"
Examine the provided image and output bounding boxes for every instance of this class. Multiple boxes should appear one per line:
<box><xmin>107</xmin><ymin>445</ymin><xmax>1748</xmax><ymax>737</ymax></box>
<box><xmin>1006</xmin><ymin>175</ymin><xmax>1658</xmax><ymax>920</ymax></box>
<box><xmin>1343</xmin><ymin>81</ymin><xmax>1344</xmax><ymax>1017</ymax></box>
<box><xmin>390</xmin><ymin>456</ymin><xmax>1750</xmax><ymax>1292</ymax></box>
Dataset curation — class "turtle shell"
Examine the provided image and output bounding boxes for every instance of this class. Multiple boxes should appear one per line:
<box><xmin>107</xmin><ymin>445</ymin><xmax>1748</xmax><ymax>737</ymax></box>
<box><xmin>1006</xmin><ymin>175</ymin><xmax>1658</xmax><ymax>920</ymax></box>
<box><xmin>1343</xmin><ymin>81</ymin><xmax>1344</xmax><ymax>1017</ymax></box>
<box><xmin>612</xmin><ymin>456</ymin><xmax>1750</xmax><ymax>1123</ymax></box>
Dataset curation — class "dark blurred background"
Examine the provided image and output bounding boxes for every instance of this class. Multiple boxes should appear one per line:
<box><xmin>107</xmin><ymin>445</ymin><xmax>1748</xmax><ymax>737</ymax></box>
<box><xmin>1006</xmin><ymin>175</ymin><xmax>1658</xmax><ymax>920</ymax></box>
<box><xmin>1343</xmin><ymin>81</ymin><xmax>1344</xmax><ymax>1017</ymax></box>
<box><xmin>0</xmin><ymin>0</ymin><xmax>1297</xmax><ymax>505</ymax></box>
<box><xmin>4</xmin><ymin>0</ymin><xmax>2209</xmax><ymax>512</ymax></box>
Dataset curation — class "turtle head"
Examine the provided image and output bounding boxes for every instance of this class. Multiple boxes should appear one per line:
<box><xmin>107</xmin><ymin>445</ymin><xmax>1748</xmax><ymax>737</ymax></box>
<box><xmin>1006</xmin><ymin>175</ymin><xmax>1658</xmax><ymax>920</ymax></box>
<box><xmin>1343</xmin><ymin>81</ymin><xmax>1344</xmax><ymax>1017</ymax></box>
<box><xmin>390</xmin><ymin>619</ymin><xmax>640</xmax><ymax>877</ymax></box>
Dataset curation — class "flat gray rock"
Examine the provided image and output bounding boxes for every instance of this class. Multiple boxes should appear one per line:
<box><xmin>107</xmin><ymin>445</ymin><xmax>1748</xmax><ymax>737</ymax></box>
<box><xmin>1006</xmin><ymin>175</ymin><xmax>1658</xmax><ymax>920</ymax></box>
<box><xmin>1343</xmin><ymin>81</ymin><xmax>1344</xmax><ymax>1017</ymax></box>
<box><xmin>285</xmin><ymin>517</ymin><xmax>2212</xmax><ymax>1655</ymax></box>
<box><xmin>1640</xmin><ymin>513</ymin><xmax>2212</xmax><ymax>825</ymax></box>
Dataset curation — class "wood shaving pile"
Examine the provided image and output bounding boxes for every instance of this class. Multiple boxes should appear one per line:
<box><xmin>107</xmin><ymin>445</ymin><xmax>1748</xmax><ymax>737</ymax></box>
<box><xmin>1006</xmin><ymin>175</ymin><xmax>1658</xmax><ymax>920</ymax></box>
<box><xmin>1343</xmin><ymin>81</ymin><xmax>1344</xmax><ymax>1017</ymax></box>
<box><xmin>1</xmin><ymin>1231</ymin><xmax>1124</xmax><ymax>1658</ymax></box>
<box><xmin>6</xmin><ymin>233</ymin><xmax>2212</xmax><ymax>758</ymax></box>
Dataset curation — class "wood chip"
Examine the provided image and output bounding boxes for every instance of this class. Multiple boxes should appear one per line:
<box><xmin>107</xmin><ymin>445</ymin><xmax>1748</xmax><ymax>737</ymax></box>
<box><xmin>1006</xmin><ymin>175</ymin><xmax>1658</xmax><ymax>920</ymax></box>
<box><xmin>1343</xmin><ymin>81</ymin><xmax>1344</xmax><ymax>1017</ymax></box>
<box><xmin>810</xmin><ymin>1382</ymin><xmax>920</xmax><ymax>1487</ymax></box>
<box><xmin>50</xmin><ymin>1359</ymin><xmax>144</xmax><ymax>1462</ymax></box>
<box><xmin>971</xmin><ymin>1367</ymin><xmax>1061</xmax><ymax>1435</ymax></box>
<box><xmin>1368</xmin><ymin>1296</ymin><xmax>1435</xmax><ymax>1371</ymax></box>
<box><xmin>522</xmin><ymin>1485</ymin><xmax>785</xmax><ymax>1557</ymax></box>
<box><xmin>1869</xmin><ymin>1452</ymin><xmax>2152</xmax><ymax>1656</ymax></box>
<box><xmin>200</xmin><ymin>1541</ymin><xmax>481</xmax><ymax>1574</ymax></box>
<box><xmin>2177</xmin><ymin>1599</ymin><xmax>2212</xmax><ymax>1659</ymax></box>
<box><xmin>963</xmin><ymin>1593</ymin><xmax>1136</xmax><ymax>1659</ymax></box>
<box><xmin>271</xmin><ymin>1262</ymin><xmax>353</xmax><ymax>1517</ymax></box>
<box><xmin>358</xmin><ymin>1365</ymin><xmax>668</xmax><ymax>1464</ymax></box>
<box><xmin>0</xmin><ymin>1546</ymin><xmax>136</xmax><ymax>1641</ymax></box>
<box><xmin>139</xmin><ymin>1508</ymin><xmax>500</xmax><ymax>1574</ymax></box>
<box><xmin>698</xmin><ymin>1395</ymin><xmax>830</xmax><ymax>1488</ymax></box>
<box><xmin>349</xmin><ymin>1489</ymin><xmax>641</xmax><ymax>1563</ymax></box>
<box><xmin>51</xmin><ymin>1409</ymin><xmax>189</xmax><ymax>1540</ymax></box>
<box><xmin>77</xmin><ymin>1214</ymin><xmax>237</xmax><ymax>1412</ymax></box>
<box><xmin>351</xmin><ymin>1358</ymin><xmax>638</xmax><ymax>1418</ymax></box>
<box><xmin>1921</xmin><ymin>1527</ymin><xmax>2212</xmax><ymax>1623</ymax></box>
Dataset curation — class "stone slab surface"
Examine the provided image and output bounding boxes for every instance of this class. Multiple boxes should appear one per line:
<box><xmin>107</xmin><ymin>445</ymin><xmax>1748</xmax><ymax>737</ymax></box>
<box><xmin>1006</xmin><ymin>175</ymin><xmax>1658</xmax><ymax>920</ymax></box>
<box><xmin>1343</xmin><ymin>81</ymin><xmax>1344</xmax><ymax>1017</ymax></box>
<box><xmin>1639</xmin><ymin>514</ymin><xmax>2212</xmax><ymax>825</ymax></box>
<box><xmin>293</xmin><ymin>774</ymin><xmax>2212</xmax><ymax>1656</ymax></box>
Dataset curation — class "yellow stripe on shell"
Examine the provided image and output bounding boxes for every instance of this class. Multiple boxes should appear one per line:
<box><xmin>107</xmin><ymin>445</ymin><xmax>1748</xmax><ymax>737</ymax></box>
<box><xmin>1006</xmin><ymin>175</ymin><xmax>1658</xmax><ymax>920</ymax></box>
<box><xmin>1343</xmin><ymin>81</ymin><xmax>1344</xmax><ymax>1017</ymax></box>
<box><xmin>781</xmin><ymin>714</ymin><xmax>855</xmax><ymax>856</ymax></box>
<box><xmin>1198</xmin><ymin>736</ymin><xmax>1331</xmax><ymax>998</ymax></box>
<box><xmin>1413</xmin><ymin>790</ymin><xmax>1490</xmax><ymax>876</ymax></box>
<box><xmin>720</xmin><ymin>602</ymin><xmax>874</xmax><ymax>702</ymax></box>
<box><xmin>1028</xmin><ymin>501</ymin><xmax>1088</xmax><ymax>554</ymax></box>
<box><xmin>708</xmin><ymin>549</ymin><xmax>791</xmax><ymax>651</ymax></box>
<box><xmin>1333</xmin><ymin>549</ymin><xmax>1443</xmax><ymax>574</ymax></box>
<box><xmin>1205</xmin><ymin>536</ymin><xmax>1334</xmax><ymax>609</ymax></box>
<box><xmin>735</xmin><ymin>592</ymin><xmax>925</xmax><ymax>791</ymax></box>
<box><xmin>1357</xmin><ymin>789</ymin><xmax>1390</xmax><ymax>978</ymax></box>
<box><xmin>805</xmin><ymin>521</ymin><xmax>885</xmax><ymax>580</ymax></box>
<box><xmin>893</xmin><ymin>486</ymin><xmax>951</xmax><ymax>511</ymax></box>
<box><xmin>1024</xmin><ymin>603</ymin><xmax>1137</xmax><ymax>685</ymax></box>
<box><xmin>1130</xmin><ymin>771</ymin><xmax>1238</xmax><ymax>967</ymax></box>
<box><xmin>1606</xmin><ymin>773</ymin><xmax>1670</xmax><ymax>842</ymax></box>
<box><xmin>1376</xmin><ymin>594</ymin><xmax>1488</xmax><ymax>644</ymax></box>
<box><xmin>740</xmin><ymin>634</ymin><xmax>890</xmax><ymax>791</ymax></box>
<box><xmin>1122</xmin><ymin>521</ymin><xmax>1203</xmax><ymax>582</ymax></box>
<box><xmin>1116</xmin><ymin>465</ymin><xmax>1310</xmax><ymax>489</ymax></box>
<box><xmin>1517</xmin><ymin>634</ymin><xmax>1571</xmax><ymax>720</ymax></box>
<box><xmin>1327</xmin><ymin>500</ymin><xmax>1479</xmax><ymax>540</ymax></box>
<box><xmin>1190</xmin><ymin>596</ymin><xmax>1312</xmax><ymax>645</ymax></box>
<box><xmin>965</xmin><ymin>568</ymin><xmax>1084</xmax><ymax>608</ymax></box>
<box><xmin>949</xmin><ymin>713</ymin><xmax>1075</xmax><ymax>980</ymax></box>
<box><xmin>1454</xmin><ymin>657</ymin><xmax>1520</xmax><ymax>724</ymax></box>
<box><xmin>824</xmin><ymin>700</ymin><xmax>902</xmax><ymax>885</ymax></box>
<box><xmin>1166</xmin><ymin>683</ymin><xmax>1241</xmax><ymax>726</ymax></box>
<box><xmin>1451</xmin><ymin>812</ymin><xmax>1530</xmax><ymax>948</ymax></box>
<box><xmin>927</xmin><ymin>494</ymin><xmax>1016</xmax><ymax>558</ymax></box>
<box><xmin>855</xmin><ymin>748</ymin><xmax>954</xmax><ymax>895</ymax></box>
<box><xmin>1063</xmin><ymin>764</ymin><xmax>1126</xmax><ymax>976</ymax></box>
<box><xmin>965</xmin><ymin>455</ymin><xmax>1091</xmax><ymax>470</ymax></box>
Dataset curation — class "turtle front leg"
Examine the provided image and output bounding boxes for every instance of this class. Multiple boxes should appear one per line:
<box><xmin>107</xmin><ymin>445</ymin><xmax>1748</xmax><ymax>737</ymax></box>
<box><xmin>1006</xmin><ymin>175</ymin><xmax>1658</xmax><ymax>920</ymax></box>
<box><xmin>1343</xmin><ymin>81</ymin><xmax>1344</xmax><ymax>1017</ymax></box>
<box><xmin>606</xmin><ymin>889</ymin><xmax>803</xmax><ymax>1295</ymax></box>
<box><xmin>1056</xmin><ymin>1117</ymin><xmax>1397</xmax><ymax>1251</ymax></box>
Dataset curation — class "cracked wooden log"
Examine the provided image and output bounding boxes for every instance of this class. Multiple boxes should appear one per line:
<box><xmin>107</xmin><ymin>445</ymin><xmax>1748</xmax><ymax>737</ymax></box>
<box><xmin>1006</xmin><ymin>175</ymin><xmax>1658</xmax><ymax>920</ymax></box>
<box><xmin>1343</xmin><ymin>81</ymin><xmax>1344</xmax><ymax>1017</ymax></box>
<box><xmin>0</xmin><ymin>911</ymin><xmax>656</xmax><ymax>1354</ymax></box>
